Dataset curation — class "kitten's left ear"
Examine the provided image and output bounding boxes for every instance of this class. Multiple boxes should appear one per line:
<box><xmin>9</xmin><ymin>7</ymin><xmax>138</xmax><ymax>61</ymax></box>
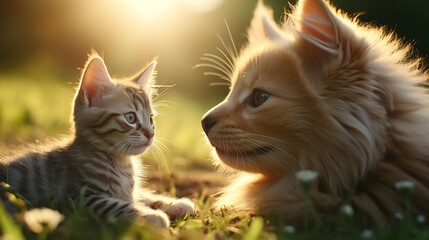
<box><xmin>135</xmin><ymin>60</ymin><xmax>157</xmax><ymax>90</ymax></box>
<box><xmin>78</xmin><ymin>57</ymin><xmax>115</xmax><ymax>107</ymax></box>
<box><xmin>295</xmin><ymin>0</ymin><xmax>339</xmax><ymax>55</ymax></box>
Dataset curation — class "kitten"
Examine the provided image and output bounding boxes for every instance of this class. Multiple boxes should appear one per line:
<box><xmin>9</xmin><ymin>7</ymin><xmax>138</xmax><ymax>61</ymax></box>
<box><xmin>202</xmin><ymin>0</ymin><xmax>429</xmax><ymax>227</ymax></box>
<box><xmin>0</xmin><ymin>53</ymin><xmax>194</xmax><ymax>228</ymax></box>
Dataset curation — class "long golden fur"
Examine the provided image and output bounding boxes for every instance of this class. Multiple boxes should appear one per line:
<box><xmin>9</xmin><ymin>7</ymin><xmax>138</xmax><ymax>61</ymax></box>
<box><xmin>201</xmin><ymin>0</ymin><xmax>429</xmax><ymax>227</ymax></box>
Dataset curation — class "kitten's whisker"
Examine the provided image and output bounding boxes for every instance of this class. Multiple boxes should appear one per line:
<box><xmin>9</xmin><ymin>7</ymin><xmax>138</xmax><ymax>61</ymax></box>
<box><xmin>118</xmin><ymin>142</ymin><xmax>130</xmax><ymax>159</ymax></box>
<box><xmin>152</xmin><ymin>142</ymin><xmax>170</xmax><ymax>158</ymax></box>
<box><xmin>153</xmin><ymin>102</ymin><xmax>175</xmax><ymax>114</ymax></box>
<box><xmin>154</xmin><ymin>137</ymin><xmax>175</xmax><ymax>148</ymax></box>
<box><xmin>152</xmin><ymin>82</ymin><xmax>175</xmax><ymax>103</ymax></box>
<box><xmin>152</xmin><ymin>87</ymin><xmax>173</xmax><ymax>103</ymax></box>
<box><xmin>153</xmin><ymin>100</ymin><xmax>176</xmax><ymax>106</ymax></box>
<box><xmin>109</xmin><ymin>139</ymin><xmax>128</xmax><ymax>154</ymax></box>
<box><xmin>111</xmin><ymin>139</ymin><xmax>131</xmax><ymax>161</ymax></box>
<box><xmin>112</xmin><ymin>142</ymin><xmax>125</xmax><ymax>161</ymax></box>
<box><xmin>149</xmin><ymin>143</ymin><xmax>171</xmax><ymax>176</ymax></box>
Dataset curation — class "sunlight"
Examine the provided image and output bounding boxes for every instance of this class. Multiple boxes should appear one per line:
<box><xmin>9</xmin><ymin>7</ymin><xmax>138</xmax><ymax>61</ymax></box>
<box><xmin>122</xmin><ymin>0</ymin><xmax>224</xmax><ymax>19</ymax></box>
<box><xmin>121</xmin><ymin>0</ymin><xmax>177</xmax><ymax>21</ymax></box>
<box><xmin>183</xmin><ymin>0</ymin><xmax>225</xmax><ymax>14</ymax></box>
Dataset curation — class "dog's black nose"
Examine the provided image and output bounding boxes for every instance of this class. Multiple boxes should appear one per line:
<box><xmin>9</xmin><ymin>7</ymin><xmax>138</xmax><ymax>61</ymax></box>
<box><xmin>201</xmin><ymin>115</ymin><xmax>216</xmax><ymax>134</ymax></box>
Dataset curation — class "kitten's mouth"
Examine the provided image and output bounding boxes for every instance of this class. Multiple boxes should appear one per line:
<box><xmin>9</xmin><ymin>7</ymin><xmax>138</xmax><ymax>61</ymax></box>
<box><xmin>135</xmin><ymin>138</ymin><xmax>154</xmax><ymax>149</ymax></box>
<box><xmin>215</xmin><ymin>145</ymin><xmax>273</xmax><ymax>157</ymax></box>
<box><xmin>136</xmin><ymin>142</ymin><xmax>150</xmax><ymax>148</ymax></box>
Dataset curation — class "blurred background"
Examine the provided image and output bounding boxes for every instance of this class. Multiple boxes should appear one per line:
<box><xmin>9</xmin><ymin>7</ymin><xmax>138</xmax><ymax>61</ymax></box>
<box><xmin>0</xmin><ymin>0</ymin><xmax>428</xmax><ymax>172</ymax></box>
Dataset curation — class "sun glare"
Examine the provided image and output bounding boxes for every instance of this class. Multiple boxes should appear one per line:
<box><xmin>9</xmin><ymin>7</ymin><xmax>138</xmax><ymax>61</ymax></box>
<box><xmin>122</xmin><ymin>0</ymin><xmax>177</xmax><ymax>21</ymax></box>
<box><xmin>183</xmin><ymin>0</ymin><xmax>225</xmax><ymax>14</ymax></box>
<box><xmin>123</xmin><ymin>0</ymin><xmax>224</xmax><ymax>18</ymax></box>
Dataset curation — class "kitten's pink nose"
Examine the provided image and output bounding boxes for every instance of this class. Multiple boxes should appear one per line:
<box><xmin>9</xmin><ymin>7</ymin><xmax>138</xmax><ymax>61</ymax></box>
<box><xmin>145</xmin><ymin>132</ymin><xmax>154</xmax><ymax>141</ymax></box>
<box><xmin>143</xmin><ymin>128</ymin><xmax>154</xmax><ymax>140</ymax></box>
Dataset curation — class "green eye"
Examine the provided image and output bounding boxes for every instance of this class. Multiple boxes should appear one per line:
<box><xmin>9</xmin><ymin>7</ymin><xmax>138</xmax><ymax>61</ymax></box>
<box><xmin>124</xmin><ymin>112</ymin><xmax>136</xmax><ymax>124</ymax></box>
<box><xmin>250</xmin><ymin>89</ymin><xmax>270</xmax><ymax>107</ymax></box>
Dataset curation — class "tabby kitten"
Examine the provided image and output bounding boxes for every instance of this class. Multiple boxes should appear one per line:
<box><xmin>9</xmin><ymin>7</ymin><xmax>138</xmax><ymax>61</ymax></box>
<box><xmin>0</xmin><ymin>54</ymin><xmax>194</xmax><ymax>228</ymax></box>
<box><xmin>202</xmin><ymin>0</ymin><xmax>429</xmax><ymax>227</ymax></box>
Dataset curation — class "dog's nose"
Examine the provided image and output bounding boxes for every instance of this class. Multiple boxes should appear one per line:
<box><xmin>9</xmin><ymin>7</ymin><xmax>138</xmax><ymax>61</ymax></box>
<box><xmin>201</xmin><ymin>115</ymin><xmax>217</xmax><ymax>134</ymax></box>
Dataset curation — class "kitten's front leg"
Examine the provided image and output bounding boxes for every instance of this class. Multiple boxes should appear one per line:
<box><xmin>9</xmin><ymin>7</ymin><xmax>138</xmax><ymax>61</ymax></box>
<box><xmin>135</xmin><ymin>190</ymin><xmax>195</xmax><ymax>219</ymax></box>
<box><xmin>151</xmin><ymin>197</ymin><xmax>195</xmax><ymax>219</ymax></box>
<box><xmin>84</xmin><ymin>192</ymin><xmax>170</xmax><ymax>228</ymax></box>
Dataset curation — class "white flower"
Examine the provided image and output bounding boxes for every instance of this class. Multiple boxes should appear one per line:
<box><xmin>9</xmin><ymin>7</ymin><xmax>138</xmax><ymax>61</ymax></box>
<box><xmin>295</xmin><ymin>170</ymin><xmax>318</xmax><ymax>183</ymax></box>
<box><xmin>23</xmin><ymin>208</ymin><xmax>64</xmax><ymax>234</ymax></box>
<box><xmin>394</xmin><ymin>181</ymin><xmax>414</xmax><ymax>191</ymax></box>
<box><xmin>394</xmin><ymin>212</ymin><xmax>404</xmax><ymax>221</ymax></box>
<box><xmin>283</xmin><ymin>225</ymin><xmax>295</xmax><ymax>234</ymax></box>
<box><xmin>341</xmin><ymin>204</ymin><xmax>354</xmax><ymax>216</ymax></box>
<box><xmin>360</xmin><ymin>229</ymin><xmax>373</xmax><ymax>239</ymax></box>
<box><xmin>416</xmin><ymin>215</ymin><xmax>425</xmax><ymax>224</ymax></box>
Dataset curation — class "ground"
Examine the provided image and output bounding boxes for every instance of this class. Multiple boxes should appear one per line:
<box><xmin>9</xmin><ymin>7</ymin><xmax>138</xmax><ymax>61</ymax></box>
<box><xmin>146</xmin><ymin>170</ymin><xmax>228</xmax><ymax>199</ymax></box>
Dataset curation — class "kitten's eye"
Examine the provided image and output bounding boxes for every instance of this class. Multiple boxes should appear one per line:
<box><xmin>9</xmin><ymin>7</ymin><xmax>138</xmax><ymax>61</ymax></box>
<box><xmin>149</xmin><ymin>114</ymin><xmax>154</xmax><ymax>125</ymax></box>
<box><xmin>124</xmin><ymin>112</ymin><xmax>136</xmax><ymax>124</ymax></box>
<box><xmin>249</xmin><ymin>89</ymin><xmax>270</xmax><ymax>107</ymax></box>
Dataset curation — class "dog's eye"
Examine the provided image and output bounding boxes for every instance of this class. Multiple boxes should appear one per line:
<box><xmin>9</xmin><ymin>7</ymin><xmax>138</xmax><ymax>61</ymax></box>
<box><xmin>248</xmin><ymin>89</ymin><xmax>270</xmax><ymax>107</ymax></box>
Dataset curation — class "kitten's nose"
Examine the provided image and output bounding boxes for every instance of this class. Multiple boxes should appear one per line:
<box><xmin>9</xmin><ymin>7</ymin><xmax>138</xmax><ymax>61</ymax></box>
<box><xmin>143</xmin><ymin>129</ymin><xmax>154</xmax><ymax>140</ymax></box>
<box><xmin>201</xmin><ymin>115</ymin><xmax>216</xmax><ymax>135</ymax></box>
<box><xmin>145</xmin><ymin>133</ymin><xmax>154</xmax><ymax>141</ymax></box>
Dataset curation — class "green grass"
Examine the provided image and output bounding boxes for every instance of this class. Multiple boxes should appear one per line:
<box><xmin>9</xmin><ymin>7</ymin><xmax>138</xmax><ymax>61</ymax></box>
<box><xmin>0</xmin><ymin>75</ymin><xmax>73</xmax><ymax>144</ymax></box>
<box><xmin>1</xmin><ymin>182</ymin><xmax>429</xmax><ymax>240</ymax></box>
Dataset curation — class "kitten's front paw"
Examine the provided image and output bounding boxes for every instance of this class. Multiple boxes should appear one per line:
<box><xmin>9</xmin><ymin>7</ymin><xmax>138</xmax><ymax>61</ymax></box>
<box><xmin>165</xmin><ymin>198</ymin><xmax>195</xmax><ymax>218</ymax></box>
<box><xmin>140</xmin><ymin>210</ymin><xmax>170</xmax><ymax>228</ymax></box>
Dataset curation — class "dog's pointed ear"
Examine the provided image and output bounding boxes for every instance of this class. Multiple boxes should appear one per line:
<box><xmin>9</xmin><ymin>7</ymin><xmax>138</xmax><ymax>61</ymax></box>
<box><xmin>248</xmin><ymin>1</ymin><xmax>286</xmax><ymax>44</ymax></box>
<box><xmin>295</xmin><ymin>0</ymin><xmax>339</xmax><ymax>54</ymax></box>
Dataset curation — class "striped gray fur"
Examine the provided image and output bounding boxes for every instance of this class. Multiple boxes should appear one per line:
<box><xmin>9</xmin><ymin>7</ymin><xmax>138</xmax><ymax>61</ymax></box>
<box><xmin>0</xmin><ymin>55</ymin><xmax>194</xmax><ymax>227</ymax></box>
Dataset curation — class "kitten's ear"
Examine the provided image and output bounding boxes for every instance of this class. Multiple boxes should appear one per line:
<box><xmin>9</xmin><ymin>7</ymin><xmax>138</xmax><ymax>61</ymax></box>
<box><xmin>295</xmin><ymin>0</ymin><xmax>339</xmax><ymax>54</ymax></box>
<box><xmin>135</xmin><ymin>60</ymin><xmax>157</xmax><ymax>90</ymax></box>
<box><xmin>78</xmin><ymin>57</ymin><xmax>115</xmax><ymax>106</ymax></box>
<box><xmin>248</xmin><ymin>1</ymin><xmax>285</xmax><ymax>44</ymax></box>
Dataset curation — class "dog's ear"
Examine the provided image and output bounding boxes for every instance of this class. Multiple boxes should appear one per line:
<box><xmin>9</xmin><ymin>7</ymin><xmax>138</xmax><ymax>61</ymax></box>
<box><xmin>248</xmin><ymin>1</ymin><xmax>286</xmax><ymax>44</ymax></box>
<box><xmin>295</xmin><ymin>0</ymin><xmax>339</xmax><ymax>54</ymax></box>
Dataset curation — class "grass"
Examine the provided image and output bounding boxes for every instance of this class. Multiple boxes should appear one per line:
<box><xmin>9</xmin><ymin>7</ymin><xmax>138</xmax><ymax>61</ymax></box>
<box><xmin>1</xmin><ymin>181</ymin><xmax>429</xmax><ymax>240</ymax></box>
<box><xmin>0</xmin><ymin>75</ymin><xmax>73</xmax><ymax>144</ymax></box>
<box><xmin>1</xmin><ymin>73</ymin><xmax>429</xmax><ymax>239</ymax></box>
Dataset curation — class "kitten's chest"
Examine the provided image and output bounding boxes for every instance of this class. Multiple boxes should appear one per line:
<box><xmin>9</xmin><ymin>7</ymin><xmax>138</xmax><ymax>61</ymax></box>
<box><xmin>80</xmin><ymin>158</ymin><xmax>135</xmax><ymax>200</ymax></box>
<box><xmin>108</xmin><ymin>163</ymin><xmax>134</xmax><ymax>199</ymax></box>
